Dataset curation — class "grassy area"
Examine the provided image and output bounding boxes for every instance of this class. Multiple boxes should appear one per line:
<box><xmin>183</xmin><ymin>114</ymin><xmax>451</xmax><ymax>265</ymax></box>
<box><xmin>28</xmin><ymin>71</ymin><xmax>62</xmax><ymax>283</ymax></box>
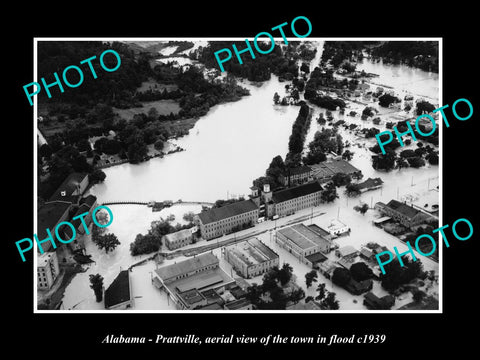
<box><xmin>136</xmin><ymin>78</ymin><xmax>178</xmax><ymax>93</ymax></box>
<box><xmin>113</xmin><ymin>99</ymin><xmax>181</xmax><ymax>120</ymax></box>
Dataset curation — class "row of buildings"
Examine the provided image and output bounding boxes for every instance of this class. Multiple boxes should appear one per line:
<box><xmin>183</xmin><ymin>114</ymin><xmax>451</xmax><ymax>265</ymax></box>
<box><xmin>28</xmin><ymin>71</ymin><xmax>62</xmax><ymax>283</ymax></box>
<box><xmin>151</xmin><ymin>252</ymin><xmax>253</xmax><ymax>310</ymax></box>
<box><xmin>192</xmin><ymin>158</ymin><xmax>362</xmax><ymax>242</ymax></box>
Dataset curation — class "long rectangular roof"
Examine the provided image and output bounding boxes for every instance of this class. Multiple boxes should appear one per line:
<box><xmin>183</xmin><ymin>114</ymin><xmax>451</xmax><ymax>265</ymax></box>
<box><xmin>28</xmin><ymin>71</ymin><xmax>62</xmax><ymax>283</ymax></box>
<box><xmin>277</xmin><ymin>223</ymin><xmax>331</xmax><ymax>250</ymax></box>
<box><xmin>272</xmin><ymin>181</ymin><xmax>322</xmax><ymax>204</ymax></box>
<box><xmin>197</xmin><ymin>199</ymin><xmax>258</xmax><ymax>225</ymax></box>
<box><xmin>155</xmin><ymin>253</ymin><xmax>218</xmax><ymax>281</ymax></box>
<box><xmin>225</xmin><ymin>238</ymin><xmax>278</xmax><ymax>267</ymax></box>
<box><xmin>386</xmin><ymin>199</ymin><xmax>420</xmax><ymax>219</ymax></box>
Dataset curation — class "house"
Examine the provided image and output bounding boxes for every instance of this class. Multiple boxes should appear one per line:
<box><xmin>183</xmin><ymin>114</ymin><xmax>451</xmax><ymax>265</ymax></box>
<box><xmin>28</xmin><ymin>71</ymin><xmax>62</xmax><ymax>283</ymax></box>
<box><xmin>363</xmin><ymin>292</ymin><xmax>395</xmax><ymax>310</ymax></box>
<box><xmin>104</xmin><ymin>270</ymin><xmax>133</xmax><ymax>310</ymax></box>
<box><xmin>164</xmin><ymin>228</ymin><xmax>195</xmax><ymax>250</ymax></box>
<box><xmin>359</xmin><ymin>247</ymin><xmax>375</xmax><ymax>261</ymax></box>
<box><xmin>335</xmin><ymin>245</ymin><xmax>358</xmax><ymax>259</ymax></box>
<box><xmin>153</xmin><ymin>253</ymin><xmax>236</xmax><ymax>310</ymax></box>
<box><xmin>317</xmin><ymin>259</ymin><xmax>338</xmax><ymax>279</ymax></box>
<box><xmin>276</xmin><ymin>223</ymin><xmax>332</xmax><ymax>263</ymax></box>
<box><xmin>377</xmin><ymin>199</ymin><xmax>434</xmax><ymax>228</ymax></box>
<box><xmin>37</xmin><ymin>251</ymin><xmax>60</xmax><ymax>290</ymax></box>
<box><xmin>327</xmin><ymin>219</ymin><xmax>350</xmax><ymax>237</ymax></box>
<box><xmin>356</xmin><ymin>177</ymin><xmax>384</xmax><ymax>193</ymax></box>
<box><xmin>47</xmin><ymin>172</ymin><xmax>89</xmax><ymax>204</ymax></box>
<box><xmin>279</xmin><ymin>166</ymin><xmax>313</xmax><ymax>187</ymax></box>
<box><xmin>224</xmin><ymin>238</ymin><xmax>279</xmax><ymax>279</ymax></box>
<box><xmin>195</xmin><ymin>200</ymin><xmax>259</xmax><ymax>241</ymax></box>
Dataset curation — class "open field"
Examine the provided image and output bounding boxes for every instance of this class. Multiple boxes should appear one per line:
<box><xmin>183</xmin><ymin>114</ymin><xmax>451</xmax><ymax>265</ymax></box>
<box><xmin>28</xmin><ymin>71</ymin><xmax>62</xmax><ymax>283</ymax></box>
<box><xmin>113</xmin><ymin>99</ymin><xmax>181</xmax><ymax>119</ymax></box>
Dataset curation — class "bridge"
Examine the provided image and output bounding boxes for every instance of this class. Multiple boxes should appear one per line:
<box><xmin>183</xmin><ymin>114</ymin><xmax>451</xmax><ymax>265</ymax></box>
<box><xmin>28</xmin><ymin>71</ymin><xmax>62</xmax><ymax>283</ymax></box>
<box><xmin>101</xmin><ymin>200</ymin><xmax>215</xmax><ymax>207</ymax></box>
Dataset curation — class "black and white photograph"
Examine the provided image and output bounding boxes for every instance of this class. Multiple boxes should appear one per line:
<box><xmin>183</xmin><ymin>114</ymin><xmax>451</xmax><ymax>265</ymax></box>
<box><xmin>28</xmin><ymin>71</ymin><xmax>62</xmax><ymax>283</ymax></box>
<box><xmin>33</xmin><ymin>38</ymin><xmax>441</xmax><ymax>312</ymax></box>
<box><xmin>7</xmin><ymin>6</ymin><xmax>478</xmax><ymax>355</ymax></box>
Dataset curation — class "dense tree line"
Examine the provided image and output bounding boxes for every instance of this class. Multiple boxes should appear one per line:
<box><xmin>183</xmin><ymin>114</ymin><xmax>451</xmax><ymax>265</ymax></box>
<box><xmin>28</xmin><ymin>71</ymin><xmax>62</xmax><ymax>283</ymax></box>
<box><xmin>38</xmin><ymin>41</ymin><xmax>152</xmax><ymax>108</ymax></box>
<box><xmin>369</xmin><ymin>41</ymin><xmax>439</xmax><ymax>73</ymax></box>
<box><xmin>285</xmin><ymin>103</ymin><xmax>312</xmax><ymax>166</ymax></box>
<box><xmin>379</xmin><ymin>257</ymin><xmax>425</xmax><ymax>292</ymax></box>
<box><xmin>320</xmin><ymin>41</ymin><xmax>372</xmax><ymax>68</ymax></box>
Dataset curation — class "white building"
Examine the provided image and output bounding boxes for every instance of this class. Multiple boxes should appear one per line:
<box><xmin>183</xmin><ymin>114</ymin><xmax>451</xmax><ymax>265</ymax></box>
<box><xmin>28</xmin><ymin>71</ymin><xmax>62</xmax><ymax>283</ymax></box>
<box><xmin>37</xmin><ymin>252</ymin><xmax>60</xmax><ymax>290</ymax></box>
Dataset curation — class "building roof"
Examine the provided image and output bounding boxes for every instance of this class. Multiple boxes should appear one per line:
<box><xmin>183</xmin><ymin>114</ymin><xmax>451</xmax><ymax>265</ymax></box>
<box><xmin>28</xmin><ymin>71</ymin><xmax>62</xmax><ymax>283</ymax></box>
<box><xmin>305</xmin><ymin>251</ymin><xmax>328</xmax><ymax>264</ymax></box>
<box><xmin>104</xmin><ymin>270</ymin><xmax>131</xmax><ymax>308</ymax></box>
<box><xmin>287</xmin><ymin>166</ymin><xmax>312</xmax><ymax>176</ymax></box>
<box><xmin>48</xmin><ymin>172</ymin><xmax>88</xmax><ymax>203</ymax></box>
<box><xmin>386</xmin><ymin>199</ymin><xmax>421</xmax><ymax>219</ymax></box>
<box><xmin>357</xmin><ymin>177</ymin><xmax>384</xmax><ymax>190</ymax></box>
<box><xmin>37</xmin><ymin>252</ymin><xmax>56</xmax><ymax>267</ymax></box>
<box><xmin>198</xmin><ymin>302</ymin><xmax>224</xmax><ymax>310</ymax></box>
<box><xmin>164</xmin><ymin>228</ymin><xmax>193</xmax><ymax>243</ymax></box>
<box><xmin>225</xmin><ymin>238</ymin><xmax>278</xmax><ymax>267</ymax></box>
<box><xmin>312</xmin><ymin>159</ymin><xmax>361</xmax><ymax>179</ymax></box>
<box><xmin>177</xmin><ymin>289</ymin><xmax>206</xmax><ymax>306</ymax></box>
<box><xmin>307</xmin><ymin>224</ymin><xmax>332</xmax><ymax>239</ymax></box>
<box><xmin>336</xmin><ymin>245</ymin><xmax>358</xmax><ymax>257</ymax></box>
<box><xmin>37</xmin><ymin>201</ymin><xmax>72</xmax><ymax>240</ymax></box>
<box><xmin>277</xmin><ymin>223</ymin><xmax>332</xmax><ymax>251</ymax></box>
<box><xmin>80</xmin><ymin>194</ymin><xmax>97</xmax><ymax>207</ymax></box>
<box><xmin>360</xmin><ymin>248</ymin><xmax>374</xmax><ymax>259</ymax></box>
<box><xmin>155</xmin><ymin>253</ymin><xmax>219</xmax><ymax>282</ymax></box>
<box><xmin>225</xmin><ymin>298</ymin><xmax>252</xmax><ymax>310</ymax></box>
<box><xmin>197</xmin><ymin>199</ymin><xmax>258</xmax><ymax>225</ymax></box>
<box><xmin>272</xmin><ymin>181</ymin><xmax>323</xmax><ymax>204</ymax></box>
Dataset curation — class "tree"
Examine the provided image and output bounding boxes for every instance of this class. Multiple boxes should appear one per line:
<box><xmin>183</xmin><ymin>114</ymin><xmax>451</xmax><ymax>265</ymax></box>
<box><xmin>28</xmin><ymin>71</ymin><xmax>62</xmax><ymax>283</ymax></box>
<box><xmin>94</xmin><ymin>208</ymin><xmax>111</xmax><ymax>226</ymax></box>
<box><xmin>89</xmin><ymin>273</ymin><xmax>104</xmax><ymax>302</ymax></box>
<box><xmin>305</xmin><ymin>270</ymin><xmax>318</xmax><ymax>288</ymax></box>
<box><xmin>413</xmin><ymin>290</ymin><xmax>426</xmax><ymax>303</ymax></box>
<box><xmin>147</xmin><ymin>107</ymin><xmax>159</xmax><ymax>121</ymax></box>
<box><xmin>89</xmin><ymin>169</ymin><xmax>106</xmax><ymax>184</ymax></box>
<box><xmin>407</xmin><ymin>156</ymin><xmax>425</xmax><ymax>168</ymax></box>
<box><xmin>273</xmin><ymin>92</ymin><xmax>280</xmax><ymax>105</ymax></box>
<box><xmin>154</xmin><ymin>139</ymin><xmax>164</xmax><ymax>151</ymax></box>
<box><xmin>426</xmin><ymin>152</ymin><xmax>439</xmax><ymax>165</ymax></box>
<box><xmin>127</xmin><ymin>141</ymin><xmax>148</xmax><ymax>164</ymax></box>
<box><xmin>372</xmin><ymin>149</ymin><xmax>397</xmax><ymax>171</ymax></box>
<box><xmin>92</xmin><ymin>231</ymin><xmax>120</xmax><ymax>253</ymax></box>
<box><xmin>278</xmin><ymin>263</ymin><xmax>293</xmax><ymax>286</ymax></box>
<box><xmin>321</xmin><ymin>181</ymin><xmax>338</xmax><ymax>203</ymax></box>
<box><xmin>315</xmin><ymin>283</ymin><xmax>327</xmax><ymax>301</ymax></box>
<box><xmin>378</xmin><ymin>93</ymin><xmax>401</xmax><ymax>107</ymax></box>
<box><xmin>345</xmin><ymin>183</ymin><xmax>361</xmax><ymax>197</ymax></box>
<box><xmin>342</xmin><ymin>149</ymin><xmax>354</xmax><ymax>161</ymax></box>
<box><xmin>416</xmin><ymin>100</ymin><xmax>435</xmax><ymax>115</ymax></box>
<box><xmin>332</xmin><ymin>267</ymin><xmax>351</xmax><ymax>287</ymax></box>
<box><xmin>350</xmin><ymin>262</ymin><xmax>374</xmax><ymax>281</ymax></box>
<box><xmin>289</xmin><ymin>288</ymin><xmax>305</xmax><ymax>304</ymax></box>
<box><xmin>354</xmin><ymin>203</ymin><xmax>369</xmax><ymax>215</ymax></box>
<box><xmin>332</xmin><ymin>173</ymin><xmax>352</xmax><ymax>187</ymax></box>
<box><xmin>183</xmin><ymin>211</ymin><xmax>196</xmax><ymax>223</ymax></box>
<box><xmin>322</xmin><ymin>292</ymin><xmax>340</xmax><ymax>310</ymax></box>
